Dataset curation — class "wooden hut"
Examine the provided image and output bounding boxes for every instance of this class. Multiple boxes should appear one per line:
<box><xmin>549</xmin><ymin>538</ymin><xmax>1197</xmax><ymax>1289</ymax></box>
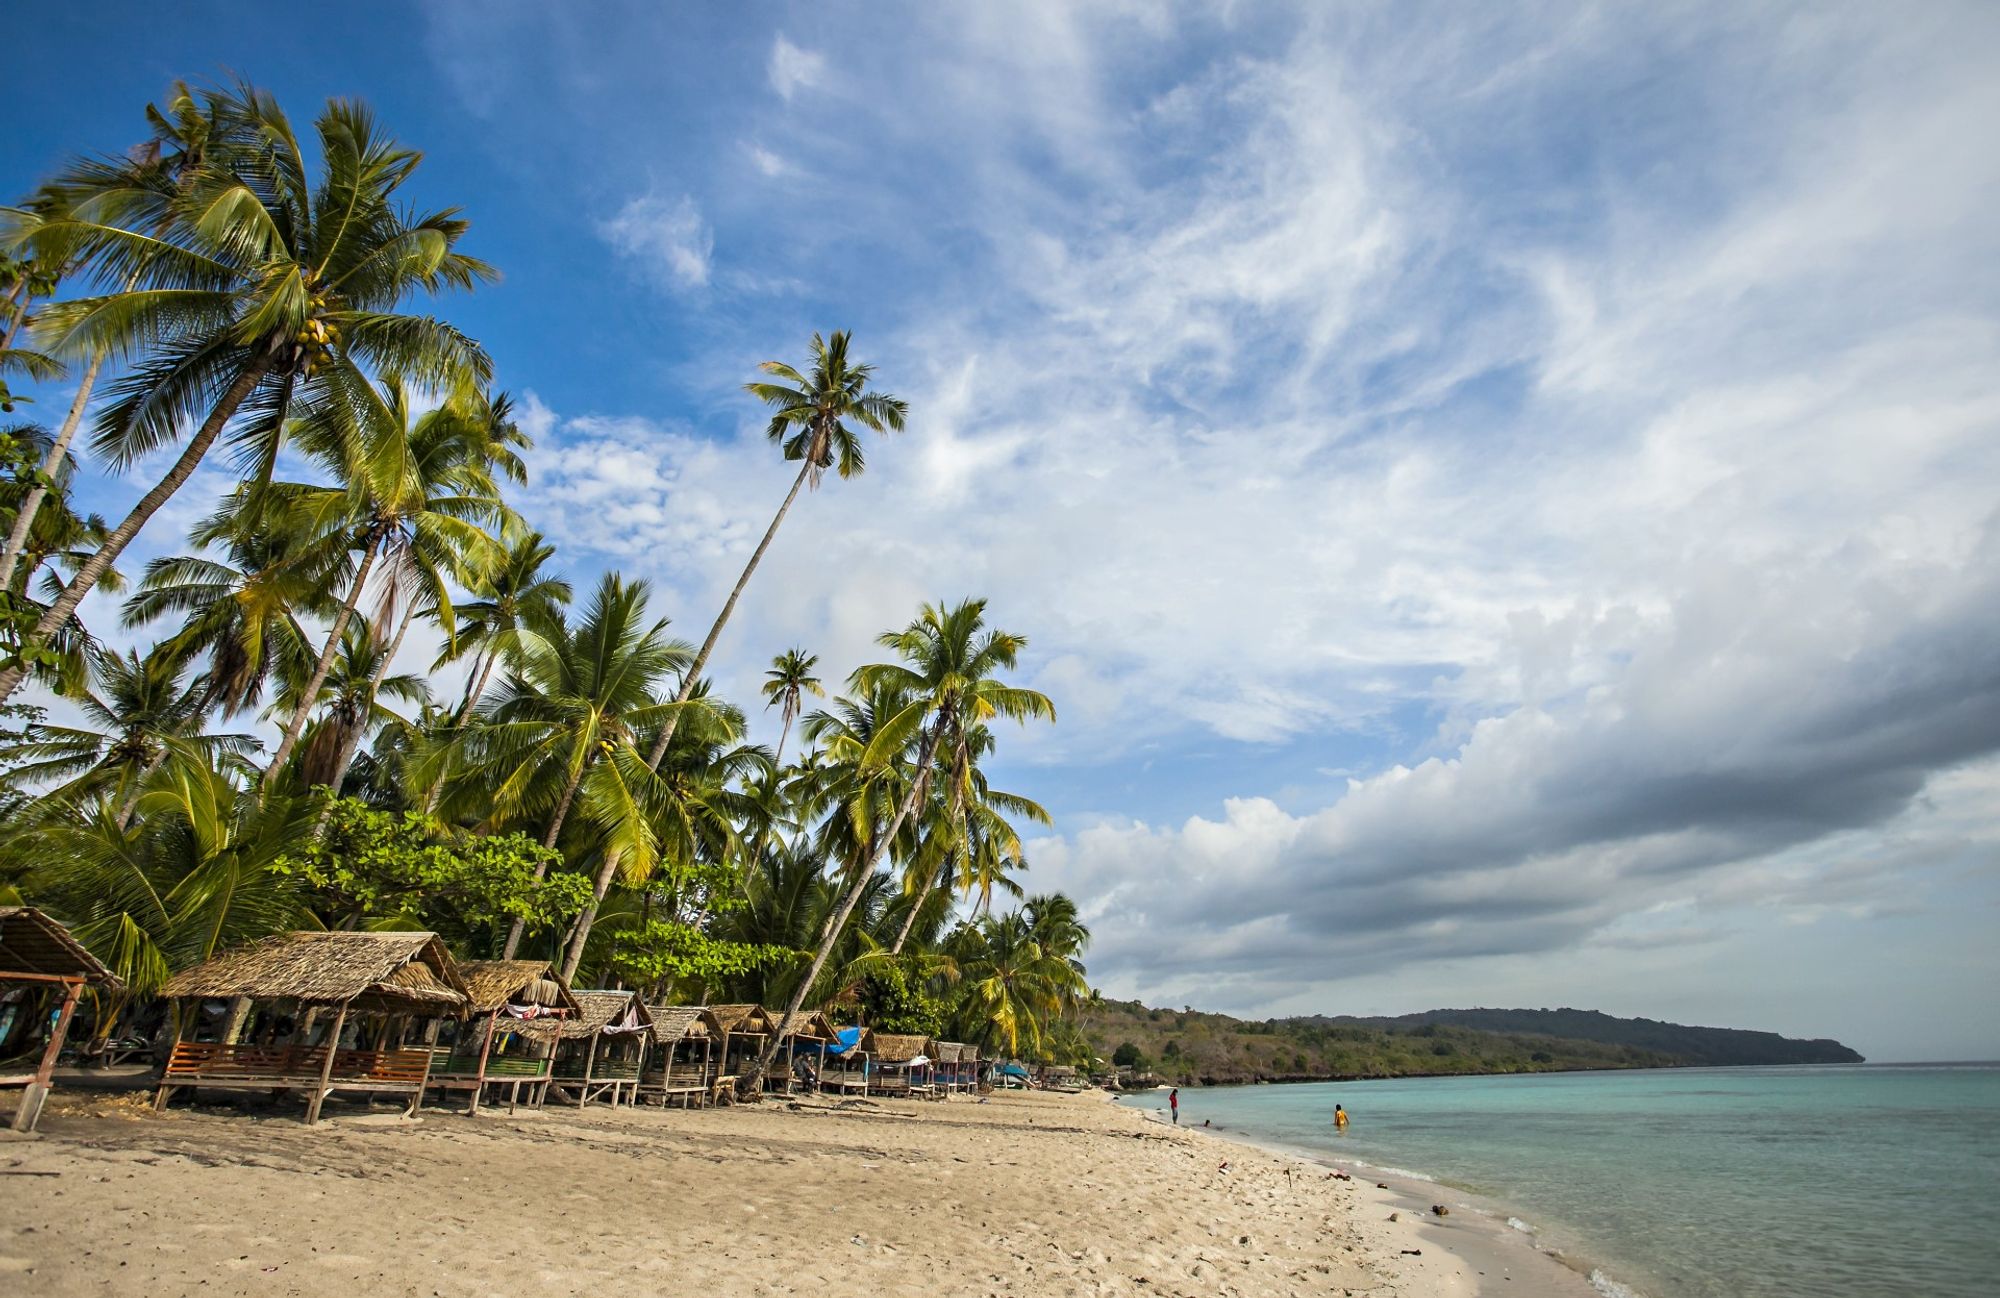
<box><xmin>862</xmin><ymin>1031</ymin><xmax>933</xmax><ymax>1098</ymax></box>
<box><xmin>819</xmin><ymin>1023</ymin><xmax>870</xmax><ymax>1094</ymax></box>
<box><xmin>0</xmin><ymin>907</ymin><xmax>121</xmax><ymax>1132</ymax></box>
<box><xmin>155</xmin><ymin>931</ymin><xmax>469</xmax><ymax>1124</ymax></box>
<box><xmin>771</xmin><ymin>1009</ymin><xmax>837</xmax><ymax>1095</ymax></box>
<box><xmin>933</xmin><ymin>1041</ymin><xmax>975</xmax><ymax>1095</ymax></box>
<box><xmin>637</xmin><ymin>1005</ymin><xmax>721</xmax><ymax>1108</ymax></box>
<box><xmin>706</xmin><ymin>1003</ymin><xmax>776</xmax><ymax>1094</ymax></box>
<box><xmin>544</xmin><ymin>991</ymin><xmax>654</xmax><ymax>1107</ymax></box>
<box><xmin>424</xmin><ymin>960</ymin><xmax>580</xmax><ymax>1114</ymax></box>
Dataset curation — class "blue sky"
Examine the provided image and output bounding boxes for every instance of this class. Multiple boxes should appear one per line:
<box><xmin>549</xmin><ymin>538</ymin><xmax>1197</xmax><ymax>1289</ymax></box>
<box><xmin>10</xmin><ymin>2</ymin><xmax>2000</xmax><ymax>1060</ymax></box>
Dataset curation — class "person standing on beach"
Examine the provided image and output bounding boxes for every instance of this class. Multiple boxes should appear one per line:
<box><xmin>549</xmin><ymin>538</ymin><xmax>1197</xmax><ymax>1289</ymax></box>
<box><xmin>1334</xmin><ymin>1104</ymin><xmax>1348</xmax><ymax>1131</ymax></box>
<box><xmin>1169</xmin><ymin>1088</ymin><xmax>1180</xmax><ymax>1124</ymax></box>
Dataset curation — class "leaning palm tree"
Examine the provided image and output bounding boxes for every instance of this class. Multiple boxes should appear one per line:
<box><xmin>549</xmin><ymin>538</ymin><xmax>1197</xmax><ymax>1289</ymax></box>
<box><xmin>279</xmin><ymin>620</ymin><xmax>429</xmax><ymax>792</ymax></box>
<box><xmin>760</xmin><ymin>647</ymin><xmax>824</xmax><ymax>765</ymax></box>
<box><xmin>435</xmin><ymin>573</ymin><xmax>690</xmax><ymax>958</ymax></box>
<box><xmin>0</xmin><ymin>83</ymin><xmax>493</xmax><ymax>706</ymax></box>
<box><xmin>642</xmin><ymin>332</ymin><xmax>905</xmax><ymax>772</ymax></box>
<box><xmin>739</xmin><ymin>597</ymin><xmax>1055</xmax><ymax>1093</ymax></box>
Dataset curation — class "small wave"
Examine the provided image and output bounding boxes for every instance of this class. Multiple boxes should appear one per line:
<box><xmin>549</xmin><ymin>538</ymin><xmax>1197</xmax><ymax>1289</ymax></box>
<box><xmin>1507</xmin><ymin>1217</ymin><xmax>1534</xmax><ymax>1233</ymax></box>
<box><xmin>1589</xmin><ymin>1268</ymin><xmax>1644</xmax><ymax>1298</ymax></box>
<box><xmin>1351</xmin><ymin>1160</ymin><xmax>1437</xmax><ymax>1182</ymax></box>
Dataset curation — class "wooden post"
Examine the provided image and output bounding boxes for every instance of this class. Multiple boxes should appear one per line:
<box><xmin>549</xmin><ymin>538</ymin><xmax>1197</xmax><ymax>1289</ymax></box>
<box><xmin>631</xmin><ymin>1033</ymin><xmax>649</xmax><ymax>1109</ymax></box>
<box><xmin>307</xmin><ymin>1004</ymin><xmax>348</xmax><ymax>1125</ymax></box>
<box><xmin>469</xmin><ymin>1012</ymin><xmax>499</xmax><ymax>1116</ymax></box>
<box><xmin>11</xmin><ymin>979</ymin><xmax>82</xmax><ymax>1133</ymax></box>
<box><xmin>580</xmin><ymin>1030</ymin><xmax>600</xmax><ymax>1107</ymax></box>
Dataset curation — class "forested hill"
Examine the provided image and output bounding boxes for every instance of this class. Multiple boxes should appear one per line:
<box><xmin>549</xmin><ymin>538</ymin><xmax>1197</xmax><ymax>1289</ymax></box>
<box><xmin>1083</xmin><ymin>999</ymin><xmax>1863</xmax><ymax>1086</ymax></box>
<box><xmin>1303</xmin><ymin>1008</ymin><xmax>1864</xmax><ymax>1067</ymax></box>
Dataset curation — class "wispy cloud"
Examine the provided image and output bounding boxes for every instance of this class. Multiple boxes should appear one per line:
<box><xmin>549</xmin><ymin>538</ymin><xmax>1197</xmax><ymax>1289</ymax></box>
<box><xmin>768</xmin><ymin>34</ymin><xmax>825</xmax><ymax>101</ymax></box>
<box><xmin>598</xmin><ymin>193</ymin><xmax>713</xmax><ymax>290</ymax></box>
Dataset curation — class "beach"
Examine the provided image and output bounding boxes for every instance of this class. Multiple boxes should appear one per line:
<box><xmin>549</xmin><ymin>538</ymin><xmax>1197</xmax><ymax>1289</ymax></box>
<box><xmin>2</xmin><ymin>1086</ymin><xmax>1594</xmax><ymax>1297</ymax></box>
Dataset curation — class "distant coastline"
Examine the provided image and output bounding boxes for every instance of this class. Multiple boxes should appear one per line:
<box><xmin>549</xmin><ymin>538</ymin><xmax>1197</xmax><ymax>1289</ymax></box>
<box><xmin>1087</xmin><ymin>999</ymin><xmax>1863</xmax><ymax>1088</ymax></box>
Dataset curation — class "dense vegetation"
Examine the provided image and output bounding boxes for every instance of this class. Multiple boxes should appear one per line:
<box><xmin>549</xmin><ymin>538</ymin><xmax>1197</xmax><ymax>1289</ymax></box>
<box><xmin>0</xmin><ymin>80</ymin><xmax>1095</xmax><ymax>1084</ymax></box>
<box><xmin>1087</xmin><ymin>999</ymin><xmax>1861</xmax><ymax>1085</ymax></box>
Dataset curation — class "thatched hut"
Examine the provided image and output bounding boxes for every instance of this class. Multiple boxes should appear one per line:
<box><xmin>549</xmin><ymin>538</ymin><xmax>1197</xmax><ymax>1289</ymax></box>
<box><xmin>818</xmin><ymin>1023</ymin><xmax>870</xmax><ymax>1094</ymax></box>
<box><xmin>0</xmin><ymin>908</ymin><xmax>121</xmax><ymax>1132</ymax></box>
<box><xmin>706</xmin><ymin>1003</ymin><xmax>776</xmax><ymax>1088</ymax></box>
<box><xmin>155</xmin><ymin>931</ymin><xmax>469</xmax><ymax>1123</ymax></box>
<box><xmin>637</xmin><ymin>1005</ymin><xmax>721</xmax><ymax>1107</ymax></box>
<box><xmin>542</xmin><ymin>990</ymin><xmax>654</xmax><ymax>1107</ymax></box>
<box><xmin>933</xmin><ymin>1041</ymin><xmax>976</xmax><ymax>1095</ymax></box>
<box><xmin>768</xmin><ymin>1009</ymin><xmax>838</xmax><ymax>1094</ymax></box>
<box><xmin>862</xmin><ymin>1031</ymin><xmax>933</xmax><ymax>1098</ymax></box>
<box><xmin>425</xmin><ymin>960</ymin><xmax>580</xmax><ymax>1114</ymax></box>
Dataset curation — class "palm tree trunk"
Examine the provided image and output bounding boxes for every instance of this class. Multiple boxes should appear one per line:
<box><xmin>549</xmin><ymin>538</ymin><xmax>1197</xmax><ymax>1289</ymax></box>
<box><xmin>0</xmin><ymin>347</ymin><xmax>278</xmax><ymax>707</ymax></box>
<box><xmin>499</xmin><ymin>755</ymin><xmax>588</xmax><ymax>959</ymax></box>
<box><xmin>739</xmin><ymin>724</ymin><xmax>940</xmax><ymax>1096</ymax></box>
<box><xmin>263</xmin><ymin>531</ymin><xmax>382</xmax><ymax>784</ymax></box>
<box><xmin>114</xmin><ymin>749</ymin><xmax>169</xmax><ymax>832</ymax></box>
<box><xmin>0</xmin><ymin>280</ymin><xmax>29</xmax><ymax>353</ymax></box>
<box><xmin>321</xmin><ymin>597</ymin><xmax>417</xmax><ymax>796</ymax></box>
<box><xmin>646</xmin><ymin>457</ymin><xmax>815</xmax><ymax>771</ymax></box>
<box><xmin>454</xmin><ymin>646</ymin><xmax>498</xmax><ymax>726</ymax></box>
<box><xmin>559</xmin><ymin>850</ymin><xmax>624</xmax><ymax>982</ymax></box>
<box><xmin>889</xmin><ymin>858</ymin><xmax>946</xmax><ymax>956</ymax></box>
<box><xmin>774</xmin><ymin>708</ymin><xmax>795</xmax><ymax>767</ymax></box>
<box><xmin>0</xmin><ymin>353</ymin><xmax>104</xmax><ymax>593</ymax></box>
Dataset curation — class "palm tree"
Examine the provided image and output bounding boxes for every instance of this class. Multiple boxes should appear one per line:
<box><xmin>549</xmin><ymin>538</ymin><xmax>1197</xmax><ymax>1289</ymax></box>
<box><xmin>642</xmin><ymin>332</ymin><xmax>905</xmax><ymax>772</ymax></box>
<box><xmin>437</xmin><ymin>573</ymin><xmax>689</xmax><ymax>958</ymax></box>
<box><xmin>0</xmin><ymin>83</ymin><xmax>493</xmax><ymax>706</ymax></box>
<box><xmin>2</xmin><ymin>645</ymin><xmax>258</xmax><ymax>826</ymax></box>
<box><xmin>443</xmin><ymin>527</ymin><xmax>568</xmax><ymax>725</ymax></box>
<box><xmin>120</xmin><ymin>526</ymin><xmax>335</xmax><ymax>719</ymax></box>
<box><xmin>261</xmin><ymin>371</ymin><xmax>509</xmax><ymax>783</ymax></box>
<box><xmin>741</xmin><ymin>597</ymin><xmax>1055</xmax><ymax>1093</ymax></box>
<box><xmin>281</xmin><ymin>620</ymin><xmax>429</xmax><ymax>792</ymax></box>
<box><xmin>949</xmin><ymin>906</ymin><xmax>1089</xmax><ymax>1057</ymax></box>
<box><xmin>886</xmin><ymin>723</ymin><xmax>1049</xmax><ymax>954</ymax></box>
<box><xmin>760</xmin><ymin>647</ymin><xmax>824</xmax><ymax>765</ymax></box>
<box><xmin>0</xmin><ymin>82</ymin><xmax>241</xmax><ymax>594</ymax></box>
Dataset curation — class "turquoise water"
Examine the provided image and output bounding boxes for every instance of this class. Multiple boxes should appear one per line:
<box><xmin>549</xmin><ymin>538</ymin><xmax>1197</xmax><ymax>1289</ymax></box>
<box><xmin>1121</xmin><ymin>1065</ymin><xmax>2000</xmax><ymax>1297</ymax></box>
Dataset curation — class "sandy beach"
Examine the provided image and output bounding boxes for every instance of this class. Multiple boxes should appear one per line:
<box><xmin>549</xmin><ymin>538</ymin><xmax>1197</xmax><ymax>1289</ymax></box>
<box><xmin>1</xmin><ymin>1084</ymin><xmax>1597</xmax><ymax>1297</ymax></box>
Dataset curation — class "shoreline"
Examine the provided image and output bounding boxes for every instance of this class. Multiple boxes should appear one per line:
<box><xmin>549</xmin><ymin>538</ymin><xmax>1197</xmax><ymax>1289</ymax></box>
<box><xmin>10</xmin><ymin>1082</ymin><xmax>1597</xmax><ymax>1296</ymax></box>
<box><xmin>1120</xmin><ymin>1099</ymin><xmax>1620</xmax><ymax>1298</ymax></box>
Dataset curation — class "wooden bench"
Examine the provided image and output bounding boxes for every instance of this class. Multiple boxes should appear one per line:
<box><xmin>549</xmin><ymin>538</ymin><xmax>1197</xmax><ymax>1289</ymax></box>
<box><xmin>424</xmin><ymin>1049</ymin><xmax>554</xmax><ymax>1114</ymax></box>
<box><xmin>155</xmin><ymin>1041</ymin><xmax>435</xmax><ymax>1123</ymax></box>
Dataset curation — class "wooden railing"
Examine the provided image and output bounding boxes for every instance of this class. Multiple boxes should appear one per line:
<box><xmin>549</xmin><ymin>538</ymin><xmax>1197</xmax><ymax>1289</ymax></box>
<box><xmin>163</xmin><ymin>1041</ymin><xmax>432</xmax><ymax>1086</ymax></box>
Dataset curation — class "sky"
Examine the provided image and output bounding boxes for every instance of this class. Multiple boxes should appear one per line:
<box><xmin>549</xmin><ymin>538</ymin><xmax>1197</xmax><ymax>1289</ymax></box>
<box><xmin>8</xmin><ymin>2</ymin><xmax>1999</xmax><ymax>1062</ymax></box>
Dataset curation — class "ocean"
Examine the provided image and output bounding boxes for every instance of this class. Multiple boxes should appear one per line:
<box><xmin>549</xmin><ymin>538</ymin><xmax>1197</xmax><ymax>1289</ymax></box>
<box><xmin>1118</xmin><ymin>1063</ymin><xmax>2000</xmax><ymax>1297</ymax></box>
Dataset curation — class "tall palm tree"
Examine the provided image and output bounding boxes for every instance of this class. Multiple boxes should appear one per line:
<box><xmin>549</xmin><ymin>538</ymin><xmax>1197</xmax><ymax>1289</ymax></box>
<box><xmin>443</xmin><ymin>527</ymin><xmax>568</xmax><ymax>725</ymax></box>
<box><xmin>261</xmin><ymin>371</ymin><xmax>509</xmax><ymax>783</ymax></box>
<box><xmin>741</xmin><ymin>597</ymin><xmax>1055</xmax><ymax>1092</ymax></box>
<box><xmin>0</xmin><ymin>83</ymin><xmax>493</xmax><ymax>706</ymax></box>
<box><xmin>760</xmin><ymin>647</ymin><xmax>823</xmax><ymax>765</ymax></box>
<box><xmin>642</xmin><ymin>332</ymin><xmax>905</xmax><ymax>772</ymax></box>
<box><xmin>437</xmin><ymin>573</ymin><xmax>689</xmax><ymax>958</ymax></box>
<box><xmin>2</xmin><ymin>645</ymin><xmax>258</xmax><ymax>826</ymax></box>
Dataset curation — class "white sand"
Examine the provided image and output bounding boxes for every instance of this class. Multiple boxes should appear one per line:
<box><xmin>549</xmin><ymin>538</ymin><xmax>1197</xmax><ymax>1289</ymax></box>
<box><xmin>2</xmin><ymin>1085</ymin><xmax>1597</xmax><ymax>1296</ymax></box>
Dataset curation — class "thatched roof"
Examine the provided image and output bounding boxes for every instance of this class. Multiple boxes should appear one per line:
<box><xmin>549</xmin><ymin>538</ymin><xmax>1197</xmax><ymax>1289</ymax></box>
<box><xmin>457</xmin><ymin>960</ymin><xmax>581</xmax><ymax>1016</ymax></box>
<box><xmin>865</xmin><ymin>1031</ymin><xmax>931</xmax><ymax>1064</ymax></box>
<box><xmin>0</xmin><ymin>907</ymin><xmax>119</xmax><ymax>987</ymax></box>
<box><xmin>160</xmin><ymin>931</ymin><xmax>468</xmax><ymax>1013</ymax></box>
<box><xmin>645</xmin><ymin>1005</ymin><xmax>721</xmax><ymax>1045</ymax></box>
<box><xmin>708</xmin><ymin>1003</ymin><xmax>774</xmax><ymax>1038</ymax></box>
<box><xmin>933</xmin><ymin>1041</ymin><xmax>964</xmax><ymax>1063</ymax></box>
<box><xmin>782</xmin><ymin>1010</ymin><xmax>836</xmax><ymax>1041</ymax></box>
<box><xmin>560</xmin><ymin>989</ymin><xmax>653</xmax><ymax>1039</ymax></box>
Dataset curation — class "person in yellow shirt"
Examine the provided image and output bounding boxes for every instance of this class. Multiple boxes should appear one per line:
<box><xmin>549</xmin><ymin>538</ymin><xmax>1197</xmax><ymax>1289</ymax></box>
<box><xmin>1334</xmin><ymin>1104</ymin><xmax>1349</xmax><ymax>1130</ymax></box>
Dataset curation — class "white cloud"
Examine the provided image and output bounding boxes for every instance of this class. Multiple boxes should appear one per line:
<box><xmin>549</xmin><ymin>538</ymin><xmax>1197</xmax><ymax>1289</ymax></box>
<box><xmin>598</xmin><ymin>193</ymin><xmax>713</xmax><ymax>290</ymax></box>
<box><xmin>767</xmin><ymin>35</ymin><xmax>825</xmax><ymax>101</ymax></box>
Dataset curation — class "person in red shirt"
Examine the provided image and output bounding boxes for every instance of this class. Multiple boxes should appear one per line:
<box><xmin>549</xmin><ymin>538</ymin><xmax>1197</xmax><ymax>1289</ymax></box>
<box><xmin>1169</xmin><ymin>1087</ymin><xmax>1180</xmax><ymax>1124</ymax></box>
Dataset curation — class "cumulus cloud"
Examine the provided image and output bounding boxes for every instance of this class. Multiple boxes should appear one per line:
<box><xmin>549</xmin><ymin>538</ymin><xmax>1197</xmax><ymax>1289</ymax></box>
<box><xmin>423</xmin><ymin>2</ymin><xmax>2000</xmax><ymax>1051</ymax></box>
<box><xmin>598</xmin><ymin>193</ymin><xmax>713</xmax><ymax>290</ymax></box>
